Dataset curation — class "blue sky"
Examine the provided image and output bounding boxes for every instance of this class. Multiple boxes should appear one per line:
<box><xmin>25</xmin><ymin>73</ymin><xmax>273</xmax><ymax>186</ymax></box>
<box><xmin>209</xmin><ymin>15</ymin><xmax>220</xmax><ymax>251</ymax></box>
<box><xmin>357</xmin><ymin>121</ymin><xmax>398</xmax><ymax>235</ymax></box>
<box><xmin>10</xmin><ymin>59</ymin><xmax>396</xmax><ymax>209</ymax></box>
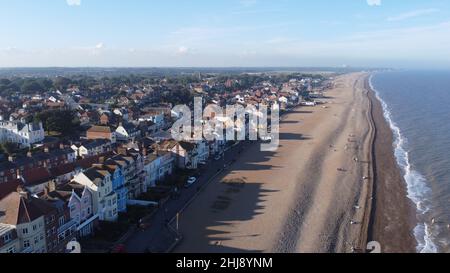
<box><xmin>1</xmin><ymin>0</ymin><xmax>450</xmax><ymax>68</ymax></box>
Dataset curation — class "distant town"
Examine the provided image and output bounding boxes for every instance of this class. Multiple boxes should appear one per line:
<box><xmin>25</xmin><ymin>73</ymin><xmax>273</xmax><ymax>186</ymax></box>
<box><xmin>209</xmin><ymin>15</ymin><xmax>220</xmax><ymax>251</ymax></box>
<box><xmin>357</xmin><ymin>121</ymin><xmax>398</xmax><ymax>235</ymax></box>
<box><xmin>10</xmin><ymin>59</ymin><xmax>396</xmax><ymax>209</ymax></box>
<box><xmin>0</xmin><ymin>68</ymin><xmax>333</xmax><ymax>253</ymax></box>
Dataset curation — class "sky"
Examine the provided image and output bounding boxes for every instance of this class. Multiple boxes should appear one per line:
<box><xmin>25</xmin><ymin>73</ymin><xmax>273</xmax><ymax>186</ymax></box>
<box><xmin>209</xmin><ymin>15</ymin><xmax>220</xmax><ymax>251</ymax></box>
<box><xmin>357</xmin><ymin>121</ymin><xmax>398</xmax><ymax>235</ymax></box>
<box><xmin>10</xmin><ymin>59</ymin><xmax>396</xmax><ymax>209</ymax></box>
<box><xmin>1</xmin><ymin>0</ymin><xmax>450</xmax><ymax>68</ymax></box>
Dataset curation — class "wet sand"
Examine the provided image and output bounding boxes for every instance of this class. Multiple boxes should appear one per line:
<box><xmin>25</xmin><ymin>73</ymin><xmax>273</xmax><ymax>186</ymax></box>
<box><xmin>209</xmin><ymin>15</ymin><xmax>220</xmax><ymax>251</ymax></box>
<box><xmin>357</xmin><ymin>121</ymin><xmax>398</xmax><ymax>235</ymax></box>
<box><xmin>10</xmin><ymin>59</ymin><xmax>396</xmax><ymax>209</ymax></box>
<box><xmin>367</xmin><ymin>78</ymin><xmax>417</xmax><ymax>253</ymax></box>
<box><xmin>174</xmin><ymin>72</ymin><xmax>412</xmax><ymax>253</ymax></box>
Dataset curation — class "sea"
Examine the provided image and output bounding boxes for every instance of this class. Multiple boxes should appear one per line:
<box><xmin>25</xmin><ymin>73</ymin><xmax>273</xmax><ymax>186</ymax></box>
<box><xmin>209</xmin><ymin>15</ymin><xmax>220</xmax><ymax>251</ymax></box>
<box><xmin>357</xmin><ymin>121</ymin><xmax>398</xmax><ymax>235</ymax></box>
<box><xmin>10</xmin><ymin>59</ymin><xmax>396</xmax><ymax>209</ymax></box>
<box><xmin>370</xmin><ymin>70</ymin><xmax>450</xmax><ymax>253</ymax></box>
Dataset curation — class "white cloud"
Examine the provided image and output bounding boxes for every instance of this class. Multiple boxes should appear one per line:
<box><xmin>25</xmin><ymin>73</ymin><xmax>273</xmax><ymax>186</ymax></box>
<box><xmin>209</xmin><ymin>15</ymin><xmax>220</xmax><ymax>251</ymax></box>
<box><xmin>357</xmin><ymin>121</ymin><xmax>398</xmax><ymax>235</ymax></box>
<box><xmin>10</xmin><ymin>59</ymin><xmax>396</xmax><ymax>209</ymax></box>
<box><xmin>66</xmin><ymin>0</ymin><xmax>81</xmax><ymax>6</ymax></box>
<box><xmin>387</xmin><ymin>9</ymin><xmax>439</xmax><ymax>22</ymax></box>
<box><xmin>367</xmin><ymin>0</ymin><xmax>381</xmax><ymax>6</ymax></box>
<box><xmin>176</xmin><ymin>46</ymin><xmax>189</xmax><ymax>55</ymax></box>
<box><xmin>95</xmin><ymin>42</ymin><xmax>104</xmax><ymax>49</ymax></box>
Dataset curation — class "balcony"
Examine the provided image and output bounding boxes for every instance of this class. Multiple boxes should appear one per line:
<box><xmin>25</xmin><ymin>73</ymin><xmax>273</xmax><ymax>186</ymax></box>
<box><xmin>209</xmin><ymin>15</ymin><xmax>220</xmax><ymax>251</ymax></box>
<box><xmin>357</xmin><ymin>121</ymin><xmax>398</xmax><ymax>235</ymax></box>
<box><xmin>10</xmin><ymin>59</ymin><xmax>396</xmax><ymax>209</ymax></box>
<box><xmin>77</xmin><ymin>214</ymin><xmax>99</xmax><ymax>231</ymax></box>
<box><xmin>21</xmin><ymin>246</ymin><xmax>34</xmax><ymax>253</ymax></box>
<box><xmin>58</xmin><ymin>219</ymin><xmax>78</xmax><ymax>234</ymax></box>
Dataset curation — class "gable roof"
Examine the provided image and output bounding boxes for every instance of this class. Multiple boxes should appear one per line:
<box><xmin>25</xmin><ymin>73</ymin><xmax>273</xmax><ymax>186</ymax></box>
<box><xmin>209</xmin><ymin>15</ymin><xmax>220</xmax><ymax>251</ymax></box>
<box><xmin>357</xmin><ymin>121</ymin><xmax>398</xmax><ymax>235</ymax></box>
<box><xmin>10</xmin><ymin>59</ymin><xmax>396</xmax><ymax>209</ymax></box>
<box><xmin>82</xmin><ymin>168</ymin><xmax>109</xmax><ymax>186</ymax></box>
<box><xmin>0</xmin><ymin>192</ymin><xmax>54</xmax><ymax>225</ymax></box>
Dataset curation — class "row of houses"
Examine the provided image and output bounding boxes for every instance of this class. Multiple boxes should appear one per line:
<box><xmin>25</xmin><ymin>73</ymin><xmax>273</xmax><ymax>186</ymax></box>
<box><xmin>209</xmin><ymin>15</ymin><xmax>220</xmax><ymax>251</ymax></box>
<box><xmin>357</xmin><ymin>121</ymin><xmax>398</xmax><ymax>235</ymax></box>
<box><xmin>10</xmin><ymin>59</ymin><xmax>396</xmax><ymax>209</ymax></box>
<box><xmin>0</xmin><ymin>120</ymin><xmax>45</xmax><ymax>148</ymax></box>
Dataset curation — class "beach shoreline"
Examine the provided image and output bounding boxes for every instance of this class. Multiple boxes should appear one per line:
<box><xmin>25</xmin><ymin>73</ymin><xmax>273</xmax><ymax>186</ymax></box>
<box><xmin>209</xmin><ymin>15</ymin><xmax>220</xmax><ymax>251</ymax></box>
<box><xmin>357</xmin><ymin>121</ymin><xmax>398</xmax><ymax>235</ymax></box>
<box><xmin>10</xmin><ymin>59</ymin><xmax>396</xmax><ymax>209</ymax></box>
<box><xmin>365</xmin><ymin>75</ymin><xmax>417</xmax><ymax>253</ymax></box>
<box><xmin>172</xmin><ymin>72</ymin><xmax>416</xmax><ymax>253</ymax></box>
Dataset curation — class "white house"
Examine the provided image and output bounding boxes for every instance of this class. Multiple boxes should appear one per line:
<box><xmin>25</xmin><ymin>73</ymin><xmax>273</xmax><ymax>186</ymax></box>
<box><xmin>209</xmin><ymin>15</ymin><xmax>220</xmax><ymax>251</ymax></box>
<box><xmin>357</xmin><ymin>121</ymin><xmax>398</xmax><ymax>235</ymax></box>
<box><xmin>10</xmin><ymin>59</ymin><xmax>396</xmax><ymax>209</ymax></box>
<box><xmin>143</xmin><ymin>154</ymin><xmax>161</xmax><ymax>188</ymax></box>
<box><xmin>64</xmin><ymin>184</ymin><xmax>99</xmax><ymax>238</ymax></box>
<box><xmin>71</xmin><ymin>139</ymin><xmax>111</xmax><ymax>158</ymax></box>
<box><xmin>139</xmin><ymin>112</ymin><xmax>165</xmax><ymax>130</ymax></box>
<box><xmin>72</xmin><ymin>168</ymin><xmax>118</xmax><ymax>222</ymax></box>
<box><xmin>196</xmin><ymin>140</ymin><xmax>209</xmax><ymax>162</ymax></box>
<box><xmin>115</xmin><ymin>123</ymin><xmax>141</xmax><ymax>141</ymax></box>
<box><xmin>0</xmin><ymin>120</ymin><xmax>45</xmax><ymax>148</ymax></box>
<box><xmin>113</xmin><ymin>108</ymin><xmax>129</xmax><ymax>121</ymax></box>
<box><xmin>160</xmin><ymin>140</ymin><xmax>199</xmax><ymax>170</ymax></box>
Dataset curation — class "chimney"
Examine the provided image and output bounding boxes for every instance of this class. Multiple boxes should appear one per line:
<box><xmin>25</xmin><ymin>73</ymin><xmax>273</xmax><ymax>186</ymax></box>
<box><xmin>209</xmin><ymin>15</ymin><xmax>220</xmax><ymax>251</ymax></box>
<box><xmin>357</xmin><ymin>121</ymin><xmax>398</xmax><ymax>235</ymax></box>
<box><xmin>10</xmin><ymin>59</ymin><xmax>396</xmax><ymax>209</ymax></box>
<box><xmin>143</xmin><ymin>147</ymin><xmax>148</xmax><ymax>157</ymax></box>
<box><xmin>18</xmin><ymin>190</ymin><xmax>29</xmax><ymax>200</ymax></box>
<box><xmin>99</xmin><ymin>156</ymin><xmax>105</xmax><ymax>164</ymax></box>
<box><xmin>8</xmin><ymin>155</ymin><xmax>15</xmax><ymax>162</ymax></box>
<box><xmin>47</xmin><ymin>181</ymin><xmax>56</xmax><ymax>192</ymax></box>
<box><xmin>59</xmin><ymin>143</ymin><xmax>65</xmax><ymax>149</ymax></box>
<box><xmin>44</xmin><ymin>146</ymin><xmax>50</xmax><ymax>153</ymax></box>
<box><xmin>27</xmin><ymin>151</ymin><xmax>33</xmax><ymax>158</ymax></box>
<box><xmin>16</xmin><ymin>169</ymin><xmax>22</xmax><ymax>180</ymax></box>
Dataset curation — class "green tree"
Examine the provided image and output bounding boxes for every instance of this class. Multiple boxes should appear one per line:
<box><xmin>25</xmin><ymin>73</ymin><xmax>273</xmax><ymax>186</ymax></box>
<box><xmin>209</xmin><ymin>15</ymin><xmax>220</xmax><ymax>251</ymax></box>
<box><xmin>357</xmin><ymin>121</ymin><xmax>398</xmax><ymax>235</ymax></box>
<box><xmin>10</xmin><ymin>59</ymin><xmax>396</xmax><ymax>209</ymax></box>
<box><xmin>34</xmin><ymin>109</ymin><xmax>80</xmax><ymax>135</ymax></box>
<box><xmin>0</xmin><ymin>142</ymin><xmax>18</xmax><ymax>156</ymax></box>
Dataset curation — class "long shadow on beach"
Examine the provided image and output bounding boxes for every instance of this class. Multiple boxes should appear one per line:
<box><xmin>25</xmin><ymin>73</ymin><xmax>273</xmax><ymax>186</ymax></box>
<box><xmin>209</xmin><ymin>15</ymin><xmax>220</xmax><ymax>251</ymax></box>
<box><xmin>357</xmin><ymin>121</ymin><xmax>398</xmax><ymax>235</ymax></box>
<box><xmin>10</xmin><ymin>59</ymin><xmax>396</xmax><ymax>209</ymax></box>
<box><xmin>176</xmin><ymin>132</ymin><xmax>312</xmax><ymax>253</ymax></box>
<box><xmin>177</xmin><ymin>181</ymin><xmax>275</xmax><ymax>253</ymax></box>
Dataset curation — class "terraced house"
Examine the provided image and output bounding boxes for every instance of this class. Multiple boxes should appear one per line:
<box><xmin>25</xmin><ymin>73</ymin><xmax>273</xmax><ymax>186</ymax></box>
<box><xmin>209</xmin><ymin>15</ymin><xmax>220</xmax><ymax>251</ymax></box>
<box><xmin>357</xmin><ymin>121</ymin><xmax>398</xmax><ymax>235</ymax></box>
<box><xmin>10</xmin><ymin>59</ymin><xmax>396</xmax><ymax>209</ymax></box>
<box><xmin>48</xmin><ymin>182</ymin><xmax>99</xmax><ymax>238</ymax></box>
<box><xmin>0</xmin><ymin>192</ymin><xmax>48</xmax><ymax>253</ymax></box>
<box><xmin>0</xmin><ymin>120</ymin><xmax>45</xmax><ymax>148</ymax></box>
<box><xmin>93</xmin><ymin>161</ymin><xmax>128</xmax><ymax>213</ymax></box>
<box><xmin>72</xmin><ymin>168</ymin><xmax>118</xmax><ymax>222</ymax></box>
<box><xmin>0</xmin><ymin>224</ymin><xmax>20</xmax><ymax>253</ymax></box>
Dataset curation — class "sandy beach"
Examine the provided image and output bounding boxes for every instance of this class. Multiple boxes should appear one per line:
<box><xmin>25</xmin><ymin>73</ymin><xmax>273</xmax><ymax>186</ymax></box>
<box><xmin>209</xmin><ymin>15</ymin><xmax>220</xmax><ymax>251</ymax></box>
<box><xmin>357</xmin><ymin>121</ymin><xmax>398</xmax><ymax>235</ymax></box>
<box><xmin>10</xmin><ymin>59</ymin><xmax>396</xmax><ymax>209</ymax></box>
<box><xmin>174</xmin><ymin>72</ymin><xmax>413</xmax><ymax>253</ymax></box>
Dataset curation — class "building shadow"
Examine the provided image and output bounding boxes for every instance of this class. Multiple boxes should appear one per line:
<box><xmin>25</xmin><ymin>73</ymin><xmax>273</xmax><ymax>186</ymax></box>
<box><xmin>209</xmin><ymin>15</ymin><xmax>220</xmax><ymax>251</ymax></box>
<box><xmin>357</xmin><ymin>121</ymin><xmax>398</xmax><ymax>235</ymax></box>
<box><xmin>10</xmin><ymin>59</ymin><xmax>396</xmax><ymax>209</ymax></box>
<box><xmin>175</xmin><ymin>181</ymin><xmax>276</xmax><ymax>253</ymax></box>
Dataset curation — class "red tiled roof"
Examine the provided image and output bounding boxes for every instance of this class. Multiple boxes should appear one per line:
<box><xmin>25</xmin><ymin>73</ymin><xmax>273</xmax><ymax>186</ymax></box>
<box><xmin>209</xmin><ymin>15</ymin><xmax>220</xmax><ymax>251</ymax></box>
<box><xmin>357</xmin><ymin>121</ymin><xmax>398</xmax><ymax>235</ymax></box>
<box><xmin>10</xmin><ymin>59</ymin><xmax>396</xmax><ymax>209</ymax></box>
<box><xmin>0</xmin><ymin>180</ymin><xmax>21</xmax><ymax>200</ymax></box>
<box><xmin>22</xmin><ymin>168</ymin><xmax>53</xmax><ymax>186</ymax></box>
<box><xmin>88</xmin><ymin>126</ymin><xmax>112</xmax><ymax>133</ymax></box>
<box><xmin>0</xmin><ymin>192</ymin><xmax>54</xmax><ymax>225</ymax></box>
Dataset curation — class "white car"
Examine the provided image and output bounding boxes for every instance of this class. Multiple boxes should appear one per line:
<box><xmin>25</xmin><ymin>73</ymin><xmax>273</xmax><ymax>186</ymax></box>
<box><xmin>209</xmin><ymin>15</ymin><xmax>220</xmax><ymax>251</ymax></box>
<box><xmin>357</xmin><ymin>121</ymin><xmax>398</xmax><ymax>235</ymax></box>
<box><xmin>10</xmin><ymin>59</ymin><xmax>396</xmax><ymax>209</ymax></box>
<box><xmin>185</xmin><ymin>177</ymin><xmax>197</xmax><ymax>188</ymax></box>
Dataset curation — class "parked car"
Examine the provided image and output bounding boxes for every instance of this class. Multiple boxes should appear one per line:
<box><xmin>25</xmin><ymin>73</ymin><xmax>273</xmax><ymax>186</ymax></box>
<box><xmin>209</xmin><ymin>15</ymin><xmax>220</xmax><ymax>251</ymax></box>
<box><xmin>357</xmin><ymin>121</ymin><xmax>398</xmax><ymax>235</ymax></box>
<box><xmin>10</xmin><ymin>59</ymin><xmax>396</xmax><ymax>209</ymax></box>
<box><xmin>185</xmin><ymin>177</ymin><xmax>197</xmax><ymax>188</ymax></box>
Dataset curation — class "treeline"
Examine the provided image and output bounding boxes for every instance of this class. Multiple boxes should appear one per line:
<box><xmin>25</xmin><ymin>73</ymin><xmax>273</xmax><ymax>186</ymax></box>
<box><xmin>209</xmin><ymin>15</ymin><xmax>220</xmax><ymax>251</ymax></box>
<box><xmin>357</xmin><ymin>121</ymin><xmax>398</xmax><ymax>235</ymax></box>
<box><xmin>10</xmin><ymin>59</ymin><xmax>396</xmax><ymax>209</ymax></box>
<box><xmin>0</xmin><ymin>74</ymin><xmax>157</xmax><ymax>96</ymax></box>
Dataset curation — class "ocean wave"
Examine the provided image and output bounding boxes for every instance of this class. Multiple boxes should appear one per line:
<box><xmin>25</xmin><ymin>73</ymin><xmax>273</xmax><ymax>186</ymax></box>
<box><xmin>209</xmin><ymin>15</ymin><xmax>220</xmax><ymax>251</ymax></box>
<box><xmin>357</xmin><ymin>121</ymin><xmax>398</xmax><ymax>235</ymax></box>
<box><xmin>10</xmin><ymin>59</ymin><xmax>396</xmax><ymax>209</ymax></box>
<box><xmin>369</xmin><ymin>74</ymin><xmax>437</xmax><ymax>253</ymax></box>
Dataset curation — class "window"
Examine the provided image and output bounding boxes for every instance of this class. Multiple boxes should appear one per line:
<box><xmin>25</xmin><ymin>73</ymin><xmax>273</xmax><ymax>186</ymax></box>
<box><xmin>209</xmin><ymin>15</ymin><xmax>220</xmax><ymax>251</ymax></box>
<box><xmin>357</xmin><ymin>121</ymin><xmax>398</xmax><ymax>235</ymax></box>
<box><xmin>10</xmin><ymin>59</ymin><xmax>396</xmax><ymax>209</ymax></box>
<box><xmin>6</xmin><ymin>247</ymin><xmax>16</xmax><ymax>253</ymax></box>
<box><xmin>23</xmin><ymin>240</ymin><xmax>30</xmax><ymax>248</ymax></box>
<box><xmin>87</xmin><ymin>207</ymin><xmax>91</xmax><ymax>215</ymax></box>
<box><xmin>59</xmin><ymin>216</ymin><xmax>65</xmax><ymax>226</ymax></box>
<box><xmin>2</xmin><ymin>233</ymin><xmax>12</xmax><ymax>243</ymax></box>
<box><xmin>32</xmin><ymin>224</ymin><xmax>37</xmax><ymax>231</ymax></box>
<box><xmin>22</xmin><ymin>228</ymin><xmax>29</xmax><ymax>235</ymax></box>
<box><xmin>34</xmin><ymin>236</ymin><xmax>39</xmax><ymax>244</ymax></box>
